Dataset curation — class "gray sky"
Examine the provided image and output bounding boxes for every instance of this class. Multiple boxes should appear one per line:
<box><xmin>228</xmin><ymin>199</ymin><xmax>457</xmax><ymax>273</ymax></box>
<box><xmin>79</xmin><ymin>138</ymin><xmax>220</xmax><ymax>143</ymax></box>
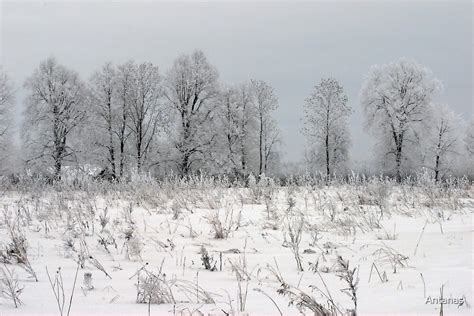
<box><xmin>1</xmin><ymin>1</ymin><xmax>472</xmax><ymax>164</ymax></box>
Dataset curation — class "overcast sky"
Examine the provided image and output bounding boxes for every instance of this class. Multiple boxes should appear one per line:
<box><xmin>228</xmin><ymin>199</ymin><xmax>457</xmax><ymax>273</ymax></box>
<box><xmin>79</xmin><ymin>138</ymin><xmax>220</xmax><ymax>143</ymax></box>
<box><xmin>1</xmin><ymin>1</ymin><xmax>472</xmax><ymax>164</ymax></box>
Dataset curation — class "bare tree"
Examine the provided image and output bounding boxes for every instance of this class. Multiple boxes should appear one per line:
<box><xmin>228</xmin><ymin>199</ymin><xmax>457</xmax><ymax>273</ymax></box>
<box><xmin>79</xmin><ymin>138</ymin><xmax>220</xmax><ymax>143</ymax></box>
<box><xmin>217</xmin><ymin>83</ymin><xmax>256</xmax><ymax>177</ymax></box>
<box><xmin>218</xmin><ymin>86</ymin><xmax>241</xmax><ymax>175</ymax></box>
<box><xmin>164</xmin><ymin>50</ymin><xmax>219</xmax><ymax>175</ymax></box>
<box><xmin>127</xmin><ymin>62</ymin><xmax>164</xmax><ymax>173</ymax></box>
<box><xmin>0</xmin><ymin>67</ymin><xmax>14</xmax><ymax>171</ymax></box>
<box><xmin>237</xmin><ymin>83</ymin><xmax>256</xmax><ymax>176</ymax></box>
<box><xmin>115</xmin><ymin>61</ymin><xmax>134</xmax><ymax>178</ymax></box>
<box><xmin>89</xmin><ymin>62</ymin><xmax>118</xmax><ymax>179</ymax></box>
<box><xmin>465</xmin><ymin>119</ymin><xmax>474</xmax><ymax>156</ymax></box>
<box><xmin>23</xmin><ymin>57</ymin><xmax>87</xmax><ymax>180</ymax></box>
<box><xmin>251</xmin><ymin>79</ymin><xmax>280</xmax><ymax>176</ymax></box>
<box><xmin>360</xmin><ymin>59</ymin><xmax>442</xmax><ymax>181</ymax></box>
<box><xmin>303</xmin><ymin>78</ymin><xmax>351</xmax><ymax>180</ymax></box>
<box><xmin>262</xmin><ymin>119</ymin><xmax>281</xmax><ymax>175</ymax></box>
<box><xmin>427</xmin><ymin>105</ymin><xmax>460</xmax><ymax>182</ymax></box>
<box><xmin>463</xmin><ymin>118</ymin><xmax>474</xmax><ymax>176</ymax></box>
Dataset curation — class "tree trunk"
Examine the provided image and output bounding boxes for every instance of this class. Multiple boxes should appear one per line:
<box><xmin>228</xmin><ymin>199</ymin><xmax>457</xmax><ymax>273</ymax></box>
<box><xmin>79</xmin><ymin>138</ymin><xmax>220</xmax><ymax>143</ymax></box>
<box><xmin>434</xmin><ymin>154</ymin><xmax>440</xmax><ymax>183</ymax></box>
<box><xmin>240</xmin><ymin>141</ymin><xmax>247</xmax><ymax>177</ymax></box>
<box><xmin>240</xmin><ymin>101</ymin><xmax>248</xmax><ymax>178</ymax></box>
<box><xmin>392</xmin><ymin>130</ymin><xmax>404</xmax><ymax>183</ymax></box>
<box><xmin>179</xmin><ymin>115</ymin><xmax>192</xmax><ymax>176</ymax></box>
<box><xmin>118</xmin><ymin>101</ymin><xmax>127</xmax><ymax>179</ymax></box>
<box><xmin>325</xmin><ymin>130</ymin><xmax>330</xmax><ymax>183</ymax></box>
<box><xmin>259</xmin><ymin>115</ymin><xmax>264</xmax><ymax>177</ymax></box>
<box><xmin>325</xmin><ymin>107</ymin><xmax>330</xmax><ymax>183</ymax></box>
<box><xmin>53</xmin><ymin>106</ymin><xmax>62</xmax><ymax>181</ymax></box>
<box><xmin>136</xmin><ymin>123</ymin><xmax>142</xmax><ymax>173</ymax></box>
<box><xmin>395</xmin><ymin>145</ymin><xmax>403</xmax><ymax>183</ymax></box>
<box><xmin>54</xmin><ymin>155</ymin><xmax>62</xmax><ymax>181</ymax></box>
<box><xmin>119</xmin><ymin>137</ymin><xmax>125</xmax><ymax>178</ymax></box>
<box><xmin>106</xmin><ymin>95</ymin><xmax>116</xmax><ymax>179</ymax></box>
<box><xmin>180</xmin><ymin>152</ymin><xmax>190</xmax><ymax>176</ymax></box>
<box><xmin>136</xmin><ymin>142</ymin><xmax>142</xmax><ymax>173</ymax></box>
<box><xmin>434</xmin><ymin>126</ymin><xmax>443</xmax><ymax>183</ymax></box>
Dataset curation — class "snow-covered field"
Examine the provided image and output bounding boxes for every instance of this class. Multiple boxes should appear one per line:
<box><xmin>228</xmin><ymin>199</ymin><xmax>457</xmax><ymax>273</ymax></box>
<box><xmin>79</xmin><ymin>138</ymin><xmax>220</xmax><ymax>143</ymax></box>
<box><xmin>0</xmin><ymin>181</ymin><xmax>472</xmax><ymax>315</ymax></box>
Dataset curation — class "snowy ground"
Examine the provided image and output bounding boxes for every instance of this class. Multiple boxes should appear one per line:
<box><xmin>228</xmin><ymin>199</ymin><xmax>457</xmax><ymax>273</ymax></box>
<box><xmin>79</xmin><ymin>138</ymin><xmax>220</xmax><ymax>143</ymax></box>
<box><xmin>0</xmin><ymin>182</ymin><xmax>472</xmax><ymax>315</ymax></box>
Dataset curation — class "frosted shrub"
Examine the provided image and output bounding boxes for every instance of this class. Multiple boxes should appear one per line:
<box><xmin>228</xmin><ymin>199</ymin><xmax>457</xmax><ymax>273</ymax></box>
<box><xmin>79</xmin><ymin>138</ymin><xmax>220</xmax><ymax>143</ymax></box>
<box><xmin>0</xmin><ymin>265</ymin><xmax>23</xmax><ymax>308</ymax></box>
<box><xmin>285</xmin><ymin>214</ymin><xmax>305</xmax><ymax>272</ymax></box>
<box><xmin>358</xmin><ymin>181</ymin><xmax>390</xmax><ymax>211</ymax></box>
<box><xmin>0</xmin><ymin>213</ymin><xmax>37</xmax><ymax>281</ymax></box>
<box><xmin>336</xmin><ymin>256</ymin><xmax>358</xmax><ymax>315</ymax></box>
<box><xmin>199</xmin><ymin>246</ymin><xmax>217</xmax><ymax>271</ymax></box>
<box><xmin>136</xmin><ymin>268</ymin><xmax>214</xmax><ymax>306</ymax></box>
<box><xmin>206</xmin><ymin>203</ymin><xmax>241</xmax><ymax>239</ymax></box>
<box><xmin>247</xmin><ymin>173</ymin><xmax>260</xmax><ymax>202</ymax></box>
<box><xmin>98</xmin><ymin>208</ymin><xmax>110</xmax><ymax>232</ymax></box>
<box><xmin>136</xmin><ymin>271</ymin><xmax>175</xmax><ymax>305</ymax></box>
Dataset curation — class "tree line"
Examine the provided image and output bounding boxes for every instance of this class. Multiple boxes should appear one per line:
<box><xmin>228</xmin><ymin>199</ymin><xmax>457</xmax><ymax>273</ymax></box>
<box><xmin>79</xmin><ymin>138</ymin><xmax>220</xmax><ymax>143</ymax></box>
<box><xmin>0</xmin><ymin>52</ymin><xmax>473</xmax><ymax>182</ymax></box>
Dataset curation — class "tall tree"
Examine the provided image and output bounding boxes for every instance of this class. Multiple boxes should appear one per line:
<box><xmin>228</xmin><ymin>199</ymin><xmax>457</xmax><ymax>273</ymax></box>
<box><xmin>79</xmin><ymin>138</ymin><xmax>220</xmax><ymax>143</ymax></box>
<box><xmin>164</xmin><ymin>50</ymin><xmax>219</xmax><ymax>175</ymax></box>
<box><xmin>0</xmin><ymin>67</ymin><xmax>14</xmax><ymax>172</ymax></box>
<box><xmin>251</xmin><ymin>79</ymin><xmax>280</xmax><ymax>176</ymax></box>
<box><xmin>465</xmin><ymin>119</ymin><xmax>474</xmax><ymax>156</ymax></box>
<box><xmin>303</xmin><ymin>78</ymin><xmax>351</xmax><ymax>179</ymax></box>
<box><xmin>115</xmin><ymin>61</ymin><xmax>134</xmax><ymax>178</ymax></box>
<box><xmin>237</xmin><ymin>82</ymin><xmax>255</xmax><ymax>176</ymax></box>
<box><xmin>127</xmin><ymin>62</ymin><xmax>164</xmax><ymax>173</ymax></box>
<box><xmin>360</xmin><ymin>59</ymin><xmax>442</xmax><ymax>181</ymax></box>
<box><xmin>23</xmin><ymin>57</ymin><xmax>87</xmax><ymax>180</ymax></box>
<box><xmin>218</xmin><ymin>86</ymin><xmax>241</xmax><ymax>175</ymax></box>
<box><xmin>89</xmin><ymin>62</ymin><xmax>118</xmax><ymax>179</ymax></box>
<box><xmin>464</xmin><ymin>118</ymin><xmax>474</xmax><ymax>176</ymax></box>
<box><xmin>427</xmin><ymin>105</ymin><xmax>460</xmax><ymax>182</ymax></box>
<box><xmin>217</xmin><ymin>83</ymin><xmax>256</xmax><ymax>177</ymax></box>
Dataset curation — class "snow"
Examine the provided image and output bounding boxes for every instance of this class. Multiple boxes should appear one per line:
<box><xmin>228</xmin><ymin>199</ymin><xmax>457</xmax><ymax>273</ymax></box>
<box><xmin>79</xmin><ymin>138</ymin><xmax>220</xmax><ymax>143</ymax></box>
<box><xmin>0</xmin><ymin>184</ymin><xmax>472</xmax><ymax>315</ymax></box>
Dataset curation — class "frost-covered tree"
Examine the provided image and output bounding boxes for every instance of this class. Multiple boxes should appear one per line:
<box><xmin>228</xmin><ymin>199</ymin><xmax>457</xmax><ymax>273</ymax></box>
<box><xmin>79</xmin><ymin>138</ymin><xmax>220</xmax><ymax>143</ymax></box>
<box><xmin>426</xmin><ymin>105</ymin><xmax>460</xmax><ymax>182</ymax></box>
<box><xmin>115</xmin><ymin>61</ymin><xmax>135</xmax><ymax>178</ymax></box>
<box><xmin>0</xmin><ymin>68</ymin><xmax>13</xmax><ymax>139</ymax></box>
<box><xmin>23</xmin><ymin>57</ymin><xmax>87</xmax><ymax>180</ymax></box>
<box><xmin>218</xmin><ymin>86</ymin><xmax>241</xmax><ymax>175</ymax></box>
<box><xmin>0</xmin><ymin>67</ymin><xmax>14</xmax><ymax>172</ymax></box>
<box><xmin>251</xmin><ymin>79</ymin><xmax>280</xmax><ymax>176</ymax></box>
<box><xmin>360</xmin><ymin>59</ymin><xmax>442</xmax><ymax>181</ymax></box>
<box><xmin>235</xmin><ymin>83</ymin><xmax>256</xmax><ymax>176</ymax></box>
<box><xmin>164</xmin><ymin>50</ymin><xmax>219</xmax><ymax>175</ymax></box>
<box><xmin>90</xmin><ymin>61</ymin><xmax>165</xmax><ymax>178</ymax></box>
<box><xmin>217</xmin><ymin>83</ymin><xmax>256</xmax><ymax>177</ymax></box>
<box><xmin>464</xmin><ymin>118</ymin><xmax>474</xmax><ymax>176</ymax></box>
<box><xmin>127</xmin><ymin>62</ymin><xmax>164</xmax><ymax>173</ymax></box>
<box><xmin>89</xmin><ymin>62</ymin><xmax>118</xmax><ymax>178</ymax></box>
<box><xmin>303</xmin><ymin>78</ymin><xmax>351</xmax><ymax>179</ymax></box>
<box><xmin>465</xmin><ymin>119</ymin><xmax>474</xmax><ymax>156</ymax></box>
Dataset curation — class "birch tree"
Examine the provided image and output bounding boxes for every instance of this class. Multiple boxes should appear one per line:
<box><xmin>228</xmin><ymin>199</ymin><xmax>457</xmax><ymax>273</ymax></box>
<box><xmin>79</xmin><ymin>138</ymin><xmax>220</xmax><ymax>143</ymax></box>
<box><xmin>303</xmin><ymin>78</ymin><xmax>351</xmax><ymax>179</ymax></box>
<box><xmin>360</xmin><ymin>59</ymin><xmax>442</xmax><ymax>181</ymax></box>
<box><xmin>251</xmin><ymin>79</ymin><xmax>280</xmax><ymax>176</ymax></box>
<box><xmin>164</xmin><ymin>50</ymin><xmax>219</xmax><ymax>175</ymax></box>
<box><xmin>23</xmin><ymin>57</ymin><xmax>87</xmax><ymax>180</ymax></box>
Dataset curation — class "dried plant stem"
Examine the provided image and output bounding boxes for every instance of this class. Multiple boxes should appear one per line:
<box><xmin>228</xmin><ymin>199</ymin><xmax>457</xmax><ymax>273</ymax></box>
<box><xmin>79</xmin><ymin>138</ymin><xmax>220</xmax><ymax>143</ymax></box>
<box><xmin>414</xmin><ymin>220</ymin><xmax>428</xmax><ymax>256</ymax></box>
